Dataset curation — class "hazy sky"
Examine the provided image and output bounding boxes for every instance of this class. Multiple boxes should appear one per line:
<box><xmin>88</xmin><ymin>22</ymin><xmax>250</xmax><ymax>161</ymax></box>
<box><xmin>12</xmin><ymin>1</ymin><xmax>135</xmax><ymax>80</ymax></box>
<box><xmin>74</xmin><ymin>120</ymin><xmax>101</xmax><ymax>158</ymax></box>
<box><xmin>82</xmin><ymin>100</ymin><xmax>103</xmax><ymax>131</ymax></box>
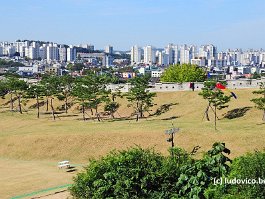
<box><xmin>1</xmin><ymin>0</ymin><xmax>265</xmax><ymax>50</ymax></box>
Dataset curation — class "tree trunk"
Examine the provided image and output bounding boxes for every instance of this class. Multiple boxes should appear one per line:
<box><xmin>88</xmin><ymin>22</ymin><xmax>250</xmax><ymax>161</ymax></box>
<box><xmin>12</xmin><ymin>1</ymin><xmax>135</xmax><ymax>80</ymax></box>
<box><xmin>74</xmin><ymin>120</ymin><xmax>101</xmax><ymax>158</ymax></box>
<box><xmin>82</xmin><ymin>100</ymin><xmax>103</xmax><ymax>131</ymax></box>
<box><xmin>205</xmin><ymin>103</ymin><xmax>210</xmax><ymax>121</ymax></box>
<box><xmin>95</xmin><ymin>106</ymin><xmax>100</xmax><ymax>121</ymax></box>
<box><xmin>136</xmin><ymin>113</ymin><xmax>139</xmax><ymax>122</ymax></box>
<box><xmin>50</xmin><ymin>98</ymin><xmax>55</xmax><ymax>120</ymax></box>
<box><xmin>65</xmin><ymin>95</ymin><xmax>68</xmax><ymax>114</ymax></box>
<box><xmin>10</xmin><ymin>93</ymin><xmax>14</xmax><ymax>111</ymax></box>
<box><xmin>136</xmin><ymin>101</ymin><xmax>139</xmax><ymax>122</ymax></box>
<box><xmin>214</xmin><ymin>105</ymin><xmax>217</xmax><ymax>130</ymax></box>
<box><xmin>139</xmin><ymin>103</ymin><xmax>143</xmax><ymax>118</ymax></box>
<box><xmin>46</xmin><ymin>97</ymin><xmax>49</xmax><ymax>112</ymax></box>
<box><xmin>18</xmin><ymin>95</ymin><xmax>22</xmax><ymax>114</ymax></box>
<box><xmin>111</xmin><ymin>112</ymin><xmax>115</xmax><ymax>119</ymax></box>
<box><xmin>37</xmin><ymin>95</ymin><xmax>40</xmax><ymax>118</ymax></box>
<box><xmin>82</xmin><ymin>100</ymin><xmax>85</xmax><ymax>121</ymax></box>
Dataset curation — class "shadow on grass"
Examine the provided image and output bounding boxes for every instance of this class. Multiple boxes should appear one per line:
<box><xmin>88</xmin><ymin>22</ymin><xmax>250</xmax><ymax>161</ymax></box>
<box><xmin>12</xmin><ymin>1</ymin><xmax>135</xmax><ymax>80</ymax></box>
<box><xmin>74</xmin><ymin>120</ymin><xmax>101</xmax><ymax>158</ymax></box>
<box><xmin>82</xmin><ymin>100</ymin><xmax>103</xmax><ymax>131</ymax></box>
<box><xmin>41</xmin><ymin>111</ymin><xmax>65</xmax><ymax>115</ymax></box>
<box><xmin>161</xmin><ymin>116</ymin><xmax>180</xmax><ymax>120</ymax></box>
<box><xmin>66</xmin><ymin>166</ymin><xmax>77</xmax><ymax>172</ymax></box>
<box><xmin>105</xmin><ymin>117</ymin><xmax>137</xmax><ymax>122</ymax></box>
<box><xmin>223</xmin><ymin>106</ymin><xmax>252</xmax><ymax>119</ymax></box>
<box><xmin>57</xmin><ymin>114</ymin><xmax>79</xmax><ymax>118</ymax></box>
<box><xmin>29</xmin><ymin>101</ymin><xmax>45</xmax><ymax>109</ymax></box>
<box><xmin>151</xmin><ymin>103</ymin><xmax>179</xmax><ymax>116</ymax></box>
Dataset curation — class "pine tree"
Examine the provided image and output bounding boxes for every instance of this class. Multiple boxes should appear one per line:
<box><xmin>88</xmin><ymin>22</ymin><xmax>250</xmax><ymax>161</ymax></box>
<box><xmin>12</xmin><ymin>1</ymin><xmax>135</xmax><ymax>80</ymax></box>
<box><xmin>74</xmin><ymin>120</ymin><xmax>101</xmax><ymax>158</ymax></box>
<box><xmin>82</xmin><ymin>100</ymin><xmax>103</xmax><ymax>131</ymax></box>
<box><xmin>251</xmin><ymin>82</ymin><xmax>265</xmax><ymax>121</ymax></box>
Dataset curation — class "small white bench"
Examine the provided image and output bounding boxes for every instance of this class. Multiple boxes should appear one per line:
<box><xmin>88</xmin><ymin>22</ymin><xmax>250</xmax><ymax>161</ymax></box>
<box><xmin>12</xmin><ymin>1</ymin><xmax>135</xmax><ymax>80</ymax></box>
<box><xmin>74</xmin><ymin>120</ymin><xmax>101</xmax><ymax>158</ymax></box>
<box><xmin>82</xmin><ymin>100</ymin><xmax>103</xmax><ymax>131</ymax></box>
<box><xmin>58</xmin><ymin>160</ymin><xmax>70</xmax><ymax>169</ymax></box>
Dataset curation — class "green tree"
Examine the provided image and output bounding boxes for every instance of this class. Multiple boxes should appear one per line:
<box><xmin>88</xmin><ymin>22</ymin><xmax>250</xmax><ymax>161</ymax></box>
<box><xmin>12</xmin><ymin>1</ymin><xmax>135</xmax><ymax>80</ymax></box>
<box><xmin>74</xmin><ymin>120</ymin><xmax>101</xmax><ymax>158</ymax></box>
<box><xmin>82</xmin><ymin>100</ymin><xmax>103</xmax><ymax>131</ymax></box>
<box><xmin>160</xmin><ymin>64</ymin><xmax>206</xmax><ymax>83</ymax></box>
<box><xmin>25</xmin><ymin>84</ymin><xmax>45</xmax><ymax>118</ymax></box>
<box><xmin>199</xmin><ymin>81</ymin><xmax>217</xmax><ymax>121</ymax></box>
<box><xmin>56</xmin><ymin>75</ymin><xmax>75</xmax><ymax>114</ymax></box>
<box><xmin>0</xmin><ymin>80</ymin><xmax>8</xmax><ymax>98</ymax></box>
<box><xmin>104</xmin><ymin>102</ymin><xmax>120</xmax><ymax>118</ymax></box>
<box><xmin>251</xmin><ymin>82</ymin><xmax>265</xmax><ymax>121</ymax></box>
<box><xmin>251</xmin><ymin>72</ymin><xmax>261</xmax><ymax>79</ymax></box>
<box><xmin>199</xmin><ymin>81</ymin><xmax>231</xmax><ymax>130</ymax></box>
<box><xmin>40</xmin><ymin>75</ymin><xmax>61</xmax><ymax>120</ymax></box>
<box><xmin>5</xmin><ymin>77</ymin><xmax>28</xmax><ymax>113</ymax></box>
<box><xmin>72</xmin><ymin>72</ymin><xmax>110</xmax><ymax>121</ymax></box>
<box><xmin>126</xmin><ymin>75</ymin><xmax>156</xmax><ymax>121</ymax></box>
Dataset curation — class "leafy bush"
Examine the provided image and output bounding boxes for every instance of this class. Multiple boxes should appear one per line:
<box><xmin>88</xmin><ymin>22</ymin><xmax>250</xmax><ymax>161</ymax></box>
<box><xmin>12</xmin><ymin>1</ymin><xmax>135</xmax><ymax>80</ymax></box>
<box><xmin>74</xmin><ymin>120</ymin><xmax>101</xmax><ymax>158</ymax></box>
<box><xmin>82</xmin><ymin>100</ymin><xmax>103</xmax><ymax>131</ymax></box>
<box><xmin>205</xmin><ymin>151</ymin><xmax>265</xmax><ymax>199</ymax></box>
<box><xmin>70</xmin><ymin>147</ymin><xmax>166</xmax><ymax>199</ymax></box>
<box><xmin>70</xmin><ymin>143</ymin><xmax>232</xmax><ymax>199</ymax></box>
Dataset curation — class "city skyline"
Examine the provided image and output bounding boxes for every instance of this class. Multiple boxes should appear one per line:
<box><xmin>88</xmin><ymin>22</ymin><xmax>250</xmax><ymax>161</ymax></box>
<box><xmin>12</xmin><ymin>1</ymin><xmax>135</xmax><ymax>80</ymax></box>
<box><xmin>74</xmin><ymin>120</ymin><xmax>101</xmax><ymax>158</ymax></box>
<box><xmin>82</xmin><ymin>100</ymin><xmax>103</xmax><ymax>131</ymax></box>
<box><xmin>1</xmin><ymin>0</ymin><xmax>265</xmax><ymax>50</ymax></box>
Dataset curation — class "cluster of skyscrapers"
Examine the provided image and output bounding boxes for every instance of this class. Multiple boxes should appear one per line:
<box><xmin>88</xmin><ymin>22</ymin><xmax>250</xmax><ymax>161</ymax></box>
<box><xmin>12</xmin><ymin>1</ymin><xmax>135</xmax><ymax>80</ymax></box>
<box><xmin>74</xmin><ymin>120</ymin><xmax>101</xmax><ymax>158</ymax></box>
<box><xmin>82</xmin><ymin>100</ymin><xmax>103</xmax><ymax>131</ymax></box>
<box><xmin>1</xmin><ymin>40</ymin><xmax>265</xmax><ymax>69</ymax></box>
<box><xmin>131</xmin><ymin>44</ymin><xmax>265</xmax><ymax>68</ymax></box>
<box><xmin>0</xmin><ymin>41</ymin><xmax>76</xmax><ymax>62</ymax></box>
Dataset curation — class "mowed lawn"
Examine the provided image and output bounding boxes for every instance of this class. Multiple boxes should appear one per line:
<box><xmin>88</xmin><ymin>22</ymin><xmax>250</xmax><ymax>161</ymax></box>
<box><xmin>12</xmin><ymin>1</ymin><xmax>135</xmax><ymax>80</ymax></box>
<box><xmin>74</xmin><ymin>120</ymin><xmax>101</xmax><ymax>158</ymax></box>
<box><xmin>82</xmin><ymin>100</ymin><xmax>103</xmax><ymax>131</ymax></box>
<box><xmin>0</xmin><ymin>89</ymin><xmax>264</xmax><ymax>198</ymax></box>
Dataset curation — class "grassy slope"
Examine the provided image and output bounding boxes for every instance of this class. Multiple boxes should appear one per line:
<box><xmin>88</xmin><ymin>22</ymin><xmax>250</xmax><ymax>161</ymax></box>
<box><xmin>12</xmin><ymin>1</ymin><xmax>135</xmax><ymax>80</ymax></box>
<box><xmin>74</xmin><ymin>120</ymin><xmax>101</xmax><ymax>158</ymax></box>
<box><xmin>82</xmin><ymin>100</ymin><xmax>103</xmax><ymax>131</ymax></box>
<box><xmin>0</xmin><ymin>89</ymin><xmax>265</xmax><ymax>198</ymax></box>
<box><xmin>0</xmin><ymin>89</ymin><xmax>264</xmax><ymax>163</ymax></box>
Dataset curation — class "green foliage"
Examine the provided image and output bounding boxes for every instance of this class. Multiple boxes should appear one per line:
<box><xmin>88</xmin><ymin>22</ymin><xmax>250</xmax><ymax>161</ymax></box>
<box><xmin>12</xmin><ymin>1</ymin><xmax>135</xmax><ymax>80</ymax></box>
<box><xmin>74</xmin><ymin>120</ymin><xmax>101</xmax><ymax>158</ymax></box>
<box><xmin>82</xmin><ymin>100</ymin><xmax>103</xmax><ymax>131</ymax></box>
<box><xmin>67</xmin><ymin>63</ymin><xmax>85</xmax><ymax>71</ymax></box>
<box><xmin>0</xmin><ymin>80</ymin><xmax>8</xmax><ymax>98</ymax></box>
<box><xmin>160</xmin><ymin>64</ymin><xmax>206</xmax><ymax>83</ymax></box>
<box><xmin>251</xmin><ymin>82</ymin><xmax>265</xmax><ymax>121</ymax></box>
<box><xmin>70</xmin><ymin>143</ymin><xmax>231</xmax><ymax>199</ymax></box>
<box><xmin>0</xmin><ymin>59</ymin><xmax>25</xmax><ymax>68</ymax></box>
<box><xmin>104</xmin><ymin>102</ymin><xmax>120</xmax><ymax>118</ymax></box>
<box><xmin>205</xmin><ymin>151</ymin><xmax>265</xmax><ymax>199</ymax></box>
<box><xmin>126</xmin><ymin>75</ymin><xmax>156</xmax><ymax>121</ymax></box>
<box><xmin>251</xmin><ymin>72</ymin><xmax>261</xmax><ymax>79</ymax></box>
<box><xmin>72</xmin><ymin>72</ymin><xmax>110</xmax><ymax>120</ymax></box>
<box><xmin>70</xmin><ymin>147</ymin><xmax>165</xmax><ymax>199</ymax></box>
<box><xmin>177</xmin><ymin>143</ymin><xmax>231</xmax><ymax>198</ymax></box>
<box><xmin>199</xmin><ymin>81</ymin><xmax>231</xmax><ymax>128</ymax></box>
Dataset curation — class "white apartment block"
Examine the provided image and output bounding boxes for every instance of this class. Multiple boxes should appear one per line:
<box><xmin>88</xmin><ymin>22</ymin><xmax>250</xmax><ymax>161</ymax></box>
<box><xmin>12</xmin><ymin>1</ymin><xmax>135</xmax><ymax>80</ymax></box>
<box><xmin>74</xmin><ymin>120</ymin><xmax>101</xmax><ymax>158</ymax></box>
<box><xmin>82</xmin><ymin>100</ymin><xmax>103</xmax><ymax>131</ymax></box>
<box><xmin>173</xmin><ymin>45</ymin><xmax>180</xmax><ymax>64</ymax></box>
<box><xmin>105</xmin><ymin>45</ymin><xmax>113</xmax><ymax>54</ymax></box>
<box><xmin>39</xmin><ymin>45</ymin><xmax>47</xmax><ymax>60</ymax></box>
<box><xmin>59</xmin><ymin>46</ymin><xmax>67</xmax><ymax>62</ymax></box>
<box><xmin>144</xmin><ymin>45</ymin><xmax>156</xmax><ymax>64</ymax></box>
<box><xmin>130</xmin><ymin>45</ymin><xmax>142</xmax><ymax>65</ymax></box>
<box><xmin>47</xmin><ymin>43</ymin><xmax>59</xmax><ymax>61</ymax></box>
<box><xmin>67</xmin><ymin>46</ymin><xmax>76</xmax><ymax>62</ymax></box>
<box><xmin>165</xmin><ymin>44</ymin><xmax>174</xmax><ymax>65</ymax></box>
<box><xmin>157</xmin><ymin>51</ymin><xmax>169</xmax><ymax>66</ymax></box>
<box><xmin>180</xmin><ymin>45</ymin><xmax>191</xmax><ymax>64</ymax></box>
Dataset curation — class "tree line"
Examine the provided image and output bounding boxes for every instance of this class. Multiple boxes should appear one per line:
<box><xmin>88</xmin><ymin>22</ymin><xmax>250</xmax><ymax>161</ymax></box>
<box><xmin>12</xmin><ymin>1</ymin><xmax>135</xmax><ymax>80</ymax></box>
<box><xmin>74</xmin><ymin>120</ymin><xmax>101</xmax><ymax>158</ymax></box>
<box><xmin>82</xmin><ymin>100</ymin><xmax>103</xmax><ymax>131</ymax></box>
<box><xmin>0</xmin><ymin>70</ymin><xmax>264</xmax><ymax>126</ymax></box>
<box><xmin>0</xmin><ymin>73</ymin><xmax>156</xmax><ymax>122</ymax></box>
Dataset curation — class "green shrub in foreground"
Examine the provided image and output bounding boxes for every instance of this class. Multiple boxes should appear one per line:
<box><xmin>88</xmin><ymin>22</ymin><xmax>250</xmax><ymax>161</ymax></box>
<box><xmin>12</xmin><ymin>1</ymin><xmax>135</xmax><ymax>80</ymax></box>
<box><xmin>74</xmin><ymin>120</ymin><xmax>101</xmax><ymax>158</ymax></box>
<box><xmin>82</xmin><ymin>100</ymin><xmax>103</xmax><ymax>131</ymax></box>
<box><xmin>205</xmin><ymin>151</ymin><xmax>265</xmax><ymax>199</ymax></box>
<box><xmin>70</xmin><ymin>143</ymin><xmax>231</xmax><ymax>199</ymax></box>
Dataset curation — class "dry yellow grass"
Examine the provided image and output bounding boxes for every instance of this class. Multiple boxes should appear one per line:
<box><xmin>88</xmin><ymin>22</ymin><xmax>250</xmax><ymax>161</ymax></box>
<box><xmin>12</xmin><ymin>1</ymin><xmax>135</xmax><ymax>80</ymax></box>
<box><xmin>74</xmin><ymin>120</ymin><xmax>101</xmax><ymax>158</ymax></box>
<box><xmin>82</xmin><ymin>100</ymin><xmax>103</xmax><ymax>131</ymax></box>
<box><xmin>0</xmin><ymin>89</ymin><xmax>264</xmax><ymax>198</ymax></box>
<box><xmin>0</xmin><ymin>158</ymin><xmax>76</xmax><ymax>199</ymax></box>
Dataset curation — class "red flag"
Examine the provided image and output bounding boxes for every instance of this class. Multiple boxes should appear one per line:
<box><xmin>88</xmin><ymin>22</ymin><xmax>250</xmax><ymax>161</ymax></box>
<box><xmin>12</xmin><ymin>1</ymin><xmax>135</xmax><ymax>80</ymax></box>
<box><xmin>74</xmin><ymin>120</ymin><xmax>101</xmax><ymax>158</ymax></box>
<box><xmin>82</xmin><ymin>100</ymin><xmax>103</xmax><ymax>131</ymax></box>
<box><xmin>216</xmin><ymin>82</ymin><xmax>226</xmax><ymax>90</ymax></box>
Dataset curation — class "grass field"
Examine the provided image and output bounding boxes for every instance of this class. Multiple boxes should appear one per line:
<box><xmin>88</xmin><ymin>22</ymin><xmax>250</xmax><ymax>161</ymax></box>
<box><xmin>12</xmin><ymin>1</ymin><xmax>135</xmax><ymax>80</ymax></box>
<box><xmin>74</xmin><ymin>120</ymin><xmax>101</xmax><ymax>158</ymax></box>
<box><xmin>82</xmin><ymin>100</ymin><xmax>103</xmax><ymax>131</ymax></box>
<box><xmin>0</xmin><ymin>89</ymin><xmax>264</xmax><ymax>198</ymax></box>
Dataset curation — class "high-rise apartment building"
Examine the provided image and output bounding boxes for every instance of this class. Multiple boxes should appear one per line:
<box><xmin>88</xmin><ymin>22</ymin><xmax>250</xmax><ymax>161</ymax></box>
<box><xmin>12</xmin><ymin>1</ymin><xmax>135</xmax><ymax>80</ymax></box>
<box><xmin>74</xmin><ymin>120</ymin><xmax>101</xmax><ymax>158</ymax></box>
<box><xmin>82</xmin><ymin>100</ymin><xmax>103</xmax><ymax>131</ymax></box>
<box><xmin>67</xmin><ymin>45</ymin><xmax>76</xmax><ymax>62</ymax></box>
<box><xmin>158</xmin><ymin>51</ymin><xmax>169</xmax><ymax>66</ymax></box>
<box><xmin>59</xmin><ymin>46</ymin><xmax>67</xmax><ymax>62</ymax></box>
<box><xmin>105</xmin><ymin>45</ymin><xmax>113</xmax><ymax>54</ymax></box>
<box><xmin>180</xmin><ymin>45</ymin><xmax>191</xmax><ymax>64</ymax></box>
<box><xmin>144</xmin><ymin>45</ymin><xmax>156</xmax><ymax>64</ymax></box>
<box><xmin>47</xmin><ymin>43</ymin><xmax>59</xmax><ymax>61</ymax></box>
<box><xmin>130</xmin><ymin>45</ymin><xmax>142</xmax><ymax>65</ymax></box>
